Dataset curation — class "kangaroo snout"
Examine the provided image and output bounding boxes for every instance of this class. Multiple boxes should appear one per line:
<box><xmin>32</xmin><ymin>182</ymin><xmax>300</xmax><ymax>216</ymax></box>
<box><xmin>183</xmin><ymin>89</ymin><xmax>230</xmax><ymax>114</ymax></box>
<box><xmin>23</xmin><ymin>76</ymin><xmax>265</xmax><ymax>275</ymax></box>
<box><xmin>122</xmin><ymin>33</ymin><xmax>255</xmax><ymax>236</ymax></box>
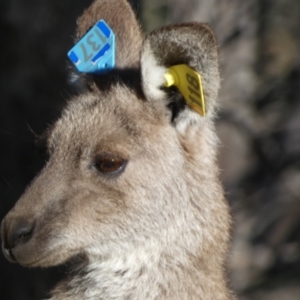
<box><xmin>0</xmin><ymin>165</ymin><xmax>73</xmax><ymax>267</ymax></box>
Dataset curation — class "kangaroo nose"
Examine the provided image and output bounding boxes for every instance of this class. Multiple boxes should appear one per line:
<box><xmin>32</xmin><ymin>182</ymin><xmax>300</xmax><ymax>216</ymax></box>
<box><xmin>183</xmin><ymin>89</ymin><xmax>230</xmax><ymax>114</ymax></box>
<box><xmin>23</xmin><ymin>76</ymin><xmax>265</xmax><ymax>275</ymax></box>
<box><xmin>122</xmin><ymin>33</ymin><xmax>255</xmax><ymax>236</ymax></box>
<box><xmin>2</xmin><ymin>220</ymin><xmax>34</xmax><ymax>250</ymax></box>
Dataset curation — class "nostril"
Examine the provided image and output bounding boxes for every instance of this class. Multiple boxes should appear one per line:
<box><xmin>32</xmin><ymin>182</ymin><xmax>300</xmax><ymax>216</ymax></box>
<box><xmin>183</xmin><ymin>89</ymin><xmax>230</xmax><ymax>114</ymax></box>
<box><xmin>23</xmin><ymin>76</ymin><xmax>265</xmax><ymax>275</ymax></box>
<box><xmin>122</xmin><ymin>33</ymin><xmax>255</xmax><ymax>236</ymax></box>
<box><xmin>1</xmin><ymin>218</ymin><xmax>35</xmax><ymax>252</ymax></box>
<box><xmin>8</xmin><ymin>222</ymin><xmax>34</xmax><ymax>249</ymax></box>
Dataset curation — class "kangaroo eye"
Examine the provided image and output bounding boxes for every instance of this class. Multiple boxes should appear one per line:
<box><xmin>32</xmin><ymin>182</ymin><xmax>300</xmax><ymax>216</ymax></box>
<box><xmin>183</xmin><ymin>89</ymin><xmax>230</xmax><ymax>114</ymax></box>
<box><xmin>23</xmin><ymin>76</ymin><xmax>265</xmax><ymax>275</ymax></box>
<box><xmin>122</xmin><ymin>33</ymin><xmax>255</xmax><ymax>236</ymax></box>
<box><xmin>93</xmin><ymin>154</ymin><xmax>127</xmax><ymax>175</ymax></box>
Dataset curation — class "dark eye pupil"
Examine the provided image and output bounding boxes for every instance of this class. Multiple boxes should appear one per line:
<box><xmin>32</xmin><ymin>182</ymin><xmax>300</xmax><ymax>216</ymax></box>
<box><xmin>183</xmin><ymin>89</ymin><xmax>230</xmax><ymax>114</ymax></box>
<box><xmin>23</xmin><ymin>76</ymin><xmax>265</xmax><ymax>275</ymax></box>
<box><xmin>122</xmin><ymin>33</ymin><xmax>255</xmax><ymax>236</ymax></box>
<box><xmin>94</xmin><ymin>155</ymin><xmax>127</xmax><ymax>175</ymax></box>
<box><xmin>101</xmin><ymin>159</ymin><xmax>120</xmax><ymax>172</ymax></box>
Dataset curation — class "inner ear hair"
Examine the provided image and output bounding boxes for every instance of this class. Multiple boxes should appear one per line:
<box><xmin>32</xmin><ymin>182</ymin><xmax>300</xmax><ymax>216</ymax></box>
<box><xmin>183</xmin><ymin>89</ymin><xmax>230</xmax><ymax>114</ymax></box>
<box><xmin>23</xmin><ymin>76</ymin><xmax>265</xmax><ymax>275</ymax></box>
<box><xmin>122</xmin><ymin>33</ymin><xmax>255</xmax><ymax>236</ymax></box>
<box><xmin>163</xmin><ymin>86</ymin><xmax>187</xmax><ymax>123</ymax></box>
<box><xmin>141</xmin><ymin>23</ymin><xmax>220</xmax><ymax>120</ymax></box>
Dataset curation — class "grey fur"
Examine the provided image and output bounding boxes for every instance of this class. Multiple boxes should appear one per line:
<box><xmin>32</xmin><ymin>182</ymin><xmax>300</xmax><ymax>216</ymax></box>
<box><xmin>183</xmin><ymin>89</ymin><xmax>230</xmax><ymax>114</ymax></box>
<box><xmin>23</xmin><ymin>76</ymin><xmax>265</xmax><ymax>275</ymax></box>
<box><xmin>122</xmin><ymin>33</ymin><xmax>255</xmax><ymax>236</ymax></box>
<box><xmin>1</xmin><ymin>0</ymin><xmax>233</xmax><ymax>299</ymax></box>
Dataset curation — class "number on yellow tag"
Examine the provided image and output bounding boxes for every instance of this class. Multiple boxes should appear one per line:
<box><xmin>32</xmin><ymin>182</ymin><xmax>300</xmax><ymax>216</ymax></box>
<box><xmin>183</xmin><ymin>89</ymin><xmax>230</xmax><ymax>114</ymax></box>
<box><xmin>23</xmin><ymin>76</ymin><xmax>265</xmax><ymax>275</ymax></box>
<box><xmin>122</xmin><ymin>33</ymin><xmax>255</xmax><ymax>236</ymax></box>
<box><xmin>164</xmin><ymin>64</ymin><xmax>206</xmax><ymax>116</ymax></box>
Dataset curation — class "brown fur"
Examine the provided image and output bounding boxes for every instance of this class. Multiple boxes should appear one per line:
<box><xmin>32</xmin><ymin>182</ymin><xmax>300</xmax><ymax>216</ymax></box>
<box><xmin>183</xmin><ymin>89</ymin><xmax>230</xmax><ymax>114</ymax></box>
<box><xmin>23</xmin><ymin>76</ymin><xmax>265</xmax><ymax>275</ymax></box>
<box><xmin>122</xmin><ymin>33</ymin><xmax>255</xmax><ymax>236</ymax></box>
<box><xmin>1</xmin><ymin>0</ymin><xmax>234</xmax><ymax>299</ymax></box>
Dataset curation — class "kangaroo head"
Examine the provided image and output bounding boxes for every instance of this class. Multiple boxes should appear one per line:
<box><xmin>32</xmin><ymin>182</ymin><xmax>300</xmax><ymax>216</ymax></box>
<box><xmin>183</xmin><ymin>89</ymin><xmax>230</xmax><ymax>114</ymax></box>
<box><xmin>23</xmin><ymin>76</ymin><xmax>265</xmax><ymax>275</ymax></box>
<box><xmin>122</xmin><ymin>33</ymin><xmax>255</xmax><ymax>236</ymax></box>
<box><xmin>1</xmin><ymin>0</ymin><xmax>227</xmax><ymax>276</ymax></box>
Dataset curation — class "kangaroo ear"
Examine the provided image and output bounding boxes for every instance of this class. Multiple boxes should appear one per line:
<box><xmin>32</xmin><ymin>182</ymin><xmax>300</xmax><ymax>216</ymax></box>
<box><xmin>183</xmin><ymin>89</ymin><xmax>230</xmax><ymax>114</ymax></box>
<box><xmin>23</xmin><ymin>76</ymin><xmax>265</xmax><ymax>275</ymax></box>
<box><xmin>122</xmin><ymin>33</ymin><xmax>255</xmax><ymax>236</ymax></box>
<box><xmin>76</xmin><ymin>0</ymin><xmax>142</xmax><ymax>69</ymax></box>
<box><xmin>141</xmin><ymin>23</ymin><xmax>220</xmax><ymax>124</ymax></box>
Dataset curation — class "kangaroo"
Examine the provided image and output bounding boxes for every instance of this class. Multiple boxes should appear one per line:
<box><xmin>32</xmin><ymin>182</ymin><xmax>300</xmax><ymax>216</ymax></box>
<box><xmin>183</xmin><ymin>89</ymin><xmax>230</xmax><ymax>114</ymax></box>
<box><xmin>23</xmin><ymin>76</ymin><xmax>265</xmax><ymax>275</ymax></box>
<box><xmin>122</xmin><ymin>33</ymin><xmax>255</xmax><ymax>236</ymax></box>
<box><xmin>1</xmin><ymin>0</ymin><xmax>233</xmax><ymax>299</ymax></box>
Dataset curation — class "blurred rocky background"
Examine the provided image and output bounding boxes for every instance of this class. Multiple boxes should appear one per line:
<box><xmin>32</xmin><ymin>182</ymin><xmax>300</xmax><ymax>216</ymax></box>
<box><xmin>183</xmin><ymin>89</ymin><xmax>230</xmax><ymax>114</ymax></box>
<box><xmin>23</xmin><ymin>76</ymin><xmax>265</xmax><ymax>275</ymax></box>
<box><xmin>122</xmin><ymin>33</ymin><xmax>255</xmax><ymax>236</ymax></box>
<box><xmin>1</xmin><ymin>0</ymin><xmax>300</xmax><ymax>299</ymax></box>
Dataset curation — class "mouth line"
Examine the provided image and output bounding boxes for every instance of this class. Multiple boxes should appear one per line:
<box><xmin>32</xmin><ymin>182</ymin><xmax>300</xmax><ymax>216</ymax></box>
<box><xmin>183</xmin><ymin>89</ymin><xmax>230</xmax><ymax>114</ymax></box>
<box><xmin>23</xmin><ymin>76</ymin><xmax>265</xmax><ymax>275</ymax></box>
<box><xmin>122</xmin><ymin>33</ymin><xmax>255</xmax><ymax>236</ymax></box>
<box><xmin>2</xmin><ymin>244</ymin><xmax>17</xmax><ymax>263</ymax></box>
<box><xmin>22</xmin><ymin>248</ymin><xmax>82</xmax><ymax>268</ymax></box>
<box><xmin>2</xmin><ymin>242</ymin><xmax>48</xmax><ymax>266</ymax></box>
<box><xmin>2</xmin><ymin>239</ymin><xmax>83</xmax><ymax>267</ymax></box>
<box><xmin>15</xmin><ymin>252</ymin><xmax>56</xmax><ymax>267</ymax></box>
<box><xmin>8</xmin><ymin>249</ymin><xmax>17</xmax><ymax>262</ymax></box>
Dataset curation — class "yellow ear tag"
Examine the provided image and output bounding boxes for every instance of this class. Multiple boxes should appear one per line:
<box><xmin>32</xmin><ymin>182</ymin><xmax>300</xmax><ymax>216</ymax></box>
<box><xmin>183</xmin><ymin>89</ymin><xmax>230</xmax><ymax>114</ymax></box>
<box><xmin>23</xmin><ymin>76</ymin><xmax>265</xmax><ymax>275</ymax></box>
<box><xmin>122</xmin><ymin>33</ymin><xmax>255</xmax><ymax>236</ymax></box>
<box><xmin>164</xmin><ymin>64</ymin><xmax>206</xmax><ymax>116</ymax></box>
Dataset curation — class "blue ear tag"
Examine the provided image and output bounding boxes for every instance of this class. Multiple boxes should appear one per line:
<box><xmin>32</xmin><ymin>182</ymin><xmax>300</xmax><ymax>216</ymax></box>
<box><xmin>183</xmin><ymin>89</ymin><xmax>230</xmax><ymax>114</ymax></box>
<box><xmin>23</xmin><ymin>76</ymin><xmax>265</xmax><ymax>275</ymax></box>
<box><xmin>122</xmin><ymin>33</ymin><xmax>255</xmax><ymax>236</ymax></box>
<box><xmin>68</xmin><ymin>20</ymin><xmax>115</xmax><ymax>74</ymax></box>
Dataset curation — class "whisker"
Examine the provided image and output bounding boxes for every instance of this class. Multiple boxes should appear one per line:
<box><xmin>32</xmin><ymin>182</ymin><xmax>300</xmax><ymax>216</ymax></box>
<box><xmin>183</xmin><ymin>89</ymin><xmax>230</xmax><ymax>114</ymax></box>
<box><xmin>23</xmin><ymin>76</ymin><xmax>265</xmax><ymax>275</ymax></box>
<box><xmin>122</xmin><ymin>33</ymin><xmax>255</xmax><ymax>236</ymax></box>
<box><xmin>0</xmin><ymin>129</ymin><xmax>32</xmax><ymax>141</ymax></box>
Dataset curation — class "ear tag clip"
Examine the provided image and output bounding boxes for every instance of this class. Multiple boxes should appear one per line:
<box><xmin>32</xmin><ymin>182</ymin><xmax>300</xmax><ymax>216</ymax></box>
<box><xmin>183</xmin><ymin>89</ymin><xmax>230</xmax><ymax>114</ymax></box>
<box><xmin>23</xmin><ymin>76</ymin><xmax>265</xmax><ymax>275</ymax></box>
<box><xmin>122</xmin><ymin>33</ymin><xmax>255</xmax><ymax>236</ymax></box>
<box><xmin>68</xmin><ymin>19</ymin><xmax>115</xmax><ymax>74</ymax></box>
<box><xmin>164</xmin><ymin>64</ymin><xmax>206</xmax><ymax>116</ymax></box>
